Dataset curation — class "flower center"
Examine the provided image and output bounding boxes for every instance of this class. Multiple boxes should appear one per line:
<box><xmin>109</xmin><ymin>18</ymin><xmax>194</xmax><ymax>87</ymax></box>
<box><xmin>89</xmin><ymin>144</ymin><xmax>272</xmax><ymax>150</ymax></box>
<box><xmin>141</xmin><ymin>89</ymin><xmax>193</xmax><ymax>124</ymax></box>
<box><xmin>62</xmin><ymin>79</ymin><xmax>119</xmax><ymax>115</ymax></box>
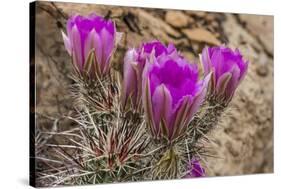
<box><xmin>149</xmin><ymin>59</ymin><xmax>199</xmax><ymax>106</ymax></box>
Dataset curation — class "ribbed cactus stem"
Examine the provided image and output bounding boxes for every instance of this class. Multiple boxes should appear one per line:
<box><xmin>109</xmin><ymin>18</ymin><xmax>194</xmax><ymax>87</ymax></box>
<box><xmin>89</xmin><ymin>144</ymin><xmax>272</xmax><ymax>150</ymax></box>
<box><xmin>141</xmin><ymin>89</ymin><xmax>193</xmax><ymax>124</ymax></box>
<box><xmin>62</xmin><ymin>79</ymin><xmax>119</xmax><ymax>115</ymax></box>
<box><xmin>189</xmin><ymin>94</ymin><xmax>227</xmax><ymax>144</ymax></box>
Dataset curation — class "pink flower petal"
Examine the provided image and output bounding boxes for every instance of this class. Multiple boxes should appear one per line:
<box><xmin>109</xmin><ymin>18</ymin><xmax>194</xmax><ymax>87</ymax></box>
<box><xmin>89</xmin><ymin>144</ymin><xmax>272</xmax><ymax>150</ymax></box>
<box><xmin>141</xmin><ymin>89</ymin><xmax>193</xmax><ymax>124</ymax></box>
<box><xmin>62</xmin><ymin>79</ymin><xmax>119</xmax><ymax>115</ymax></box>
<box><xmin>61</xmin><ymin>30</ymin><xmax>72</xmax><ymax>55</ymax></box>
<box><xmin>143</xmin><ymin>78</ymin><xmax>157</xmax><ymax>136</ymax></box>
<box><xmin>100</xmin><ymin>28</ymin><xmax>114</xmax><ymax>73</ymax></box>
<box><xmin>200</xmin><ymin>46</ymin><xmax>212</xmax><ymax>76</ymax></box>
<box><xmin>215</xmin><ymin>72</ymin><xmax>232</xmax><ymax>97</ymax></box>
<box><xmin>123</xmin><ymin>49</ymin><xmax>139</xmax><ymax>105</ymax></box>
<box><xmin>152</xmin><ymin>84</ymin><xmax>173</xmax><ymax>138</ymax></box>
<box><xmin>70</xmin><ymin>25</ymin><xmax>83</xmax><ymax>71</ymax></box>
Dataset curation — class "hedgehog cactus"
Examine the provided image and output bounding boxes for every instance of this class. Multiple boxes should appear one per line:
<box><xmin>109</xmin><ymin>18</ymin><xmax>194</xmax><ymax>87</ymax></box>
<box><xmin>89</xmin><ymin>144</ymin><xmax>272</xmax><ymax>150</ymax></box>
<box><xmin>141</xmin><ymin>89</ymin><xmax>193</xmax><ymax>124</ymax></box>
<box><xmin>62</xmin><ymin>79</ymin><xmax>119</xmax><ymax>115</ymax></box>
<box><xmin>41</xmin><ymin>12</ymin><xmax>250</xmax><ymax>186</ymax></box>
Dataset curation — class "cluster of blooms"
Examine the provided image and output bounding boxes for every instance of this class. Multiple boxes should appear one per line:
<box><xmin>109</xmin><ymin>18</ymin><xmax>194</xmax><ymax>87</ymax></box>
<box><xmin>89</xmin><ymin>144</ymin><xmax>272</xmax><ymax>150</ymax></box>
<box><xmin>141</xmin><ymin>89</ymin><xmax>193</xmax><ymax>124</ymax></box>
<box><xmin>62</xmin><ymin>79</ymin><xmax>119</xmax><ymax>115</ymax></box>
<box><xmin>124</xmin><ymin>41</ymin><xmax>211</xmax><ymax>141</ymax></box>
<box><xmin>62</xmin><ymin>13</ymin><xmax>248</xmax><ymax>178</ymax></box>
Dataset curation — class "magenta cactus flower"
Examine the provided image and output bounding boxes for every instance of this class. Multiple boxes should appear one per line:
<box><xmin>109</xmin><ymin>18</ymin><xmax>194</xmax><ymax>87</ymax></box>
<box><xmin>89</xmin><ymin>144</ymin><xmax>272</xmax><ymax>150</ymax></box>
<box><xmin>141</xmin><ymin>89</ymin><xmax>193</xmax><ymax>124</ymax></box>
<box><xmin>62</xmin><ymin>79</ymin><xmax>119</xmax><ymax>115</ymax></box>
<box><xmin>185</xmin><ymin>159</ymin><xmax>205</xmax><ymax>178</ymax></box>
<box><xmin>122</xmin><ymin>41</ymin><xmax>177</xmax><ymax>107</ymax></box>
<box><xmin>142</xmin><ymin>50</ymin><xmax>210</xmax><ymax>140</ymax></box>
<box><xmin>61</xmin><ymin>13</ymin><xmax>121</xmax><ymax>77</ymax></box>
<box><xmin>201</xmin><ymin>46</ymin><xmax>248</xmax><ymax>103</ymax></box>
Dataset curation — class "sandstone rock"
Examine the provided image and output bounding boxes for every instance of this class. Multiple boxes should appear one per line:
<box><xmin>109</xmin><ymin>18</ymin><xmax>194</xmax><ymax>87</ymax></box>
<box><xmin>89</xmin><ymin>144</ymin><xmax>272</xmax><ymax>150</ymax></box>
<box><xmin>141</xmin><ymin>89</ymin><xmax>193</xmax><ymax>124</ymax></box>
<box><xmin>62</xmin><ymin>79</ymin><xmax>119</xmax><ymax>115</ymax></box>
<box><xmin>239</xmin><ymin>14</ymin><xmax>273</xmax><ymax>55</ymax></box>
<box><xmin>165</xmin><ymin>11</ymin><xmax>193</xmax><ymax>28</ymax></box>
<box><xmin>190</xmin><ymin>11</ymin><xmax>206</xmax><ymax>18</ymax></box>
<box><xmin>137</xmin><ymin>9</ymin><xmax>181</xmax><ymax>38</ymax></box>
<box><xmin>182</xmin><ymin>28</ymin><xmax>221</xmax><ymax>45</ymax></box>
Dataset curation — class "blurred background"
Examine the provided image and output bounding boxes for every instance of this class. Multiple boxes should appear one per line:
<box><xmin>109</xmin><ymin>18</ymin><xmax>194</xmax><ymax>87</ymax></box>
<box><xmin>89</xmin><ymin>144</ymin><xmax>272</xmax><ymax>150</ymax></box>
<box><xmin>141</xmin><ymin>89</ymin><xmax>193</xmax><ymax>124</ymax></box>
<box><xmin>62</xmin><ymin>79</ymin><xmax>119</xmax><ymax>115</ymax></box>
<box><xmin>34</xmin><ymin>1</ymin><xmax>273</xmax><ymax>177</ymax></box>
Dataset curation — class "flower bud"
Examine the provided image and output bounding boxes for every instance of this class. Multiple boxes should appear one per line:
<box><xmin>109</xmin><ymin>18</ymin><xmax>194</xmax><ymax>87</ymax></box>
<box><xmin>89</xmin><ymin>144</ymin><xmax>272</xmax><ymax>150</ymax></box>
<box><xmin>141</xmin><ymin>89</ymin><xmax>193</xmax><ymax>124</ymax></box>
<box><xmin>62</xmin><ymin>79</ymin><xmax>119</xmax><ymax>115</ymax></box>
<box><xmin>142</xmin><ymin>46</ymin><xmax>210</xmax><ymax>140</ymax></box>
<box><xmin>62</xmin><ymin>13</ymin><xmax>121</xmax><ymax>77</ymax></box>
<box><xmin>201</xmin><ymin>46</ymin><xmax>248</xmax><ymax>103</ymax></box>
